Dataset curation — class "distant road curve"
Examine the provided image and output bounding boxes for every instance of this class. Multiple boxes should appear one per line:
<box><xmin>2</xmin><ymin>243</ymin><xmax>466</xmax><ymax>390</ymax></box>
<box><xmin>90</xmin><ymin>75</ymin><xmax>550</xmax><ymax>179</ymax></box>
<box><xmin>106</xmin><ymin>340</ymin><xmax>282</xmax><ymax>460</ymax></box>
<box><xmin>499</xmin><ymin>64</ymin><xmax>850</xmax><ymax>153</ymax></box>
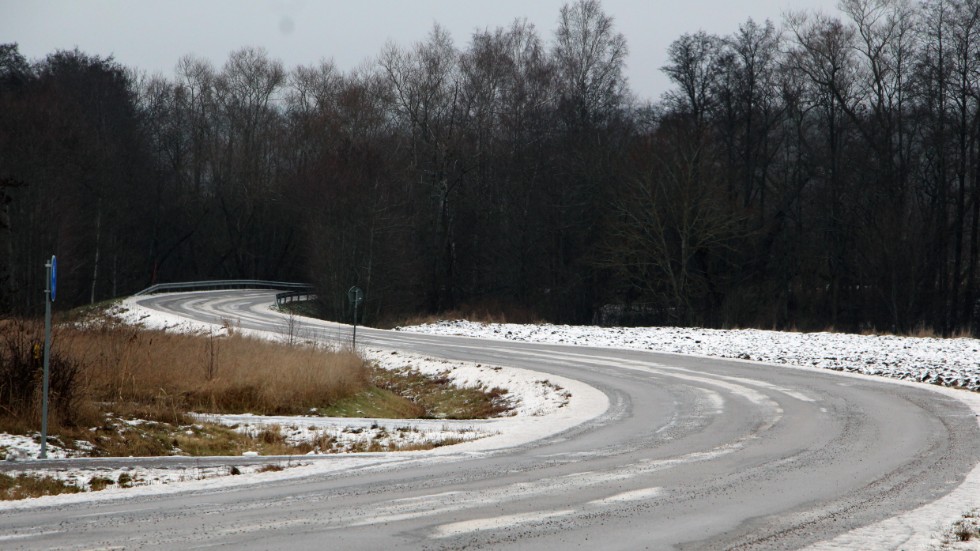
<box><xmin>2</xmin><ymin>289</ymin><xmax>979</xmax><ymax>550</ymax></box>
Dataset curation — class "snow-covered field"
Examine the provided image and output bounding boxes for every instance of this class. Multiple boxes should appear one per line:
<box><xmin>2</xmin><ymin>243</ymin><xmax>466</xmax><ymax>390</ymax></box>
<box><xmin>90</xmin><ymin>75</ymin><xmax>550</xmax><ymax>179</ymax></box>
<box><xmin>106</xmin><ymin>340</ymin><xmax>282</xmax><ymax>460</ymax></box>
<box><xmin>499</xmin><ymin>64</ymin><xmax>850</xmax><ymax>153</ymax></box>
<box><xmin>397</xmin><ymin>321</ymin><xmax>980</xmax><ymax>393</ymax></box>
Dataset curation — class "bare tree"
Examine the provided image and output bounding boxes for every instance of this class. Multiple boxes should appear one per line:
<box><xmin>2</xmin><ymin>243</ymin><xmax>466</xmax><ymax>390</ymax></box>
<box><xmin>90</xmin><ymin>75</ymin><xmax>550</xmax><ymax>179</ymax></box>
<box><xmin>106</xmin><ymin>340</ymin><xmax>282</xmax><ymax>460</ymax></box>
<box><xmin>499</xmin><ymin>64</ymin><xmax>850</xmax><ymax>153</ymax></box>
<box><xmin>786</xmin><ymin>11</ymin><xmax>860</xmax><ymax>325</ymax></box>
<box><xmin>923</xmin><ymin>0</ymin><xmax>980</xmax><ymax>331</ymax></box>
<box><xmin>839</xmin><ymin>0</ymin><xmax>922</xmax><ymax>331</ymax></box>
<box><xmin>211</xmin><ymin>47</ymin><xmax>287</xmax><ymax>278</ymax></box>
<box><xmin>380</xmin><ymin>25</ymin><xmax>468</xmax><ymax>311</ymax></box>
<box><xmin>662</xmin><ymin>31</ymin><xmax>723</xmax><ymax>132</ymax></box>
<box><xmin>725</xmin><ymin>18</ymin><xmax>783</xmax><ymax>213</ymax></box>
<box><xmin>600</xmin><ymin>121</ymin><xmax>745</xmax><ymax>323</ymax></box>
<box><xmin>553</xmin><ymin>0</ymin><xmax>628</xmax><ymax>125</ymax></box>
<box><xmin>0</xmin><ymin>44</ymin><xmax>30</xmax><ymax>313</ymax></box>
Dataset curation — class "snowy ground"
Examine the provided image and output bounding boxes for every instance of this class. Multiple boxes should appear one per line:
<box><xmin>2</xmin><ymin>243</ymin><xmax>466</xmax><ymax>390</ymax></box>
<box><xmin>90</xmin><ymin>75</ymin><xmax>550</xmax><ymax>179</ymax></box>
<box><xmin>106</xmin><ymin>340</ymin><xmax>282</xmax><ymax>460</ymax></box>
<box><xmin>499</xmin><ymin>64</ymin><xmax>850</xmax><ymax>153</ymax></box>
<box><xmin>5</xmin><ymin>296</ymin><xmax>980</xmax><ymax>548</ymax></box>
<box><xmin>398</xmin><ymin>321</ymin><xmax>980</xmax><ymax>392</ymax></box>
<box><xmin>0</xmin><ymin>295</ymin><xmax>602</xmax><ymax>510</ymax></box>
<box><xmin>396</xmin><ymin>320</ymin><xmax>980</xmax><ymax>550</ymax></box>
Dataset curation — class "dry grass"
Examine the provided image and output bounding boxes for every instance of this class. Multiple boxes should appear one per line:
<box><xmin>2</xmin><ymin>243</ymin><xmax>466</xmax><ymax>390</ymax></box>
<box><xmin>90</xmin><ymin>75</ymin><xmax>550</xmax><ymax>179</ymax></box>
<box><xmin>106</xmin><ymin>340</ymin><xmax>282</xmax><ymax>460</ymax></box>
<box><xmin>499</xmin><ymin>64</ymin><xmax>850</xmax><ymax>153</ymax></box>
<box><xmin>0</xmin><ymin>472</ymin><xmax>80</xmax><ymax>500</ymax></box>
<box><xmin>855</xmin><ymin>323</ymin><xmax>977</xmax><ymax>339</ymax></box>
<box><xmin>0</xmin><ymin>320</ymin><xmax>369</xmax><ymax>433</ymax></box>
<box><xmin>73</xmin><ymin>327</ymin><xmax>368</xmax><ymax>417</ymax></box>
<box><xmin>0</xmin><ymin>318</ymin><xmax>84</xmax><ymax>428</ymax></box>
<box><xmin>938</xmin><ymin>509</ymin><xmax>980</xmax><ymax>548</ymax></box>
<box><xmin>387</xmin><ymin>298</ymin><xmax>543</xmax><ymax>328</ymax></box>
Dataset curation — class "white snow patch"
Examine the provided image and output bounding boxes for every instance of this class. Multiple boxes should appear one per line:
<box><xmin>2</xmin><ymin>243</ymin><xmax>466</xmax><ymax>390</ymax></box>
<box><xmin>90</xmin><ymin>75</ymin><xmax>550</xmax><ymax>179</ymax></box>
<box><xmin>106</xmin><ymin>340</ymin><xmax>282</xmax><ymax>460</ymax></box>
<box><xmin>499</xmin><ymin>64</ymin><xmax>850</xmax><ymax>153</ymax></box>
<box><xmin>588</xmin><ymin>486</ymin><xmax>663</xmax><ymax>505</ymax></box>
<box><xmin>0</xmin><ymin>434</ymin><xmax>88</xmax><ymax>461</ymax></box>
<box><xmin>206</xmin><ymin>413</ymin><xmax>493</xmax><ymax>454</ymax></box>
<box><xmin>432</xmin><ymin>509</ymin><xmax>577</xmax><ymax>538</ymax></box>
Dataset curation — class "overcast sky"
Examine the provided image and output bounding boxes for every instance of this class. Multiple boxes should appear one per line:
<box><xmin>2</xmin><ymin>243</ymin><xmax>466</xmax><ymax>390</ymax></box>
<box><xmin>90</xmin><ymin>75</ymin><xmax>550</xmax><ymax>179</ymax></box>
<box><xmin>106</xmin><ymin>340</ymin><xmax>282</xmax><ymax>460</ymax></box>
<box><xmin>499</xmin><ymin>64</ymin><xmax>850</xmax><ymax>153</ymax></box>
<box><xmin>1</xmin><ymin>0</ymin><xmax>839</xmax><ymax>102</ymax></box>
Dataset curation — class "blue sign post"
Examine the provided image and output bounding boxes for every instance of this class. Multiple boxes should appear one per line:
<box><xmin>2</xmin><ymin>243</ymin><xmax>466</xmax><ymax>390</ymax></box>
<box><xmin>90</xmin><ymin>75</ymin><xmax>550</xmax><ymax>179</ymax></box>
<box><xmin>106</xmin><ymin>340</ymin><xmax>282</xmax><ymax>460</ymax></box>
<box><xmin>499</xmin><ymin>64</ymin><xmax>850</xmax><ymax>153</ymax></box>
<box><xmin>40</xmin><ymin>255</ymin><xmax>55</xmax><ymax>459</ymax></box>
<box><xmin>50</xmin><ymin>255</ymin><xmax>56</xmax><ymax>303</ymax></box>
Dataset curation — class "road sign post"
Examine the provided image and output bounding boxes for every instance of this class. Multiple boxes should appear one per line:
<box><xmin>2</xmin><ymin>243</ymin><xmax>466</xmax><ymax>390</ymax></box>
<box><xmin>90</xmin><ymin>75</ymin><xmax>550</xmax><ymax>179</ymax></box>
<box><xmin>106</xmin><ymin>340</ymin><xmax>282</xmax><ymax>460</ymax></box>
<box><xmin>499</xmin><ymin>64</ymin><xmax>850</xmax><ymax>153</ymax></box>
<box><xmin>40</xmin><ymin>255</ymin><xmax>55</xmax><ymax>459</ymax></box>
<box><xmin>347</xmin><ymin>286</ymin><xmax>363</xmax><ymax>348</ymax></box>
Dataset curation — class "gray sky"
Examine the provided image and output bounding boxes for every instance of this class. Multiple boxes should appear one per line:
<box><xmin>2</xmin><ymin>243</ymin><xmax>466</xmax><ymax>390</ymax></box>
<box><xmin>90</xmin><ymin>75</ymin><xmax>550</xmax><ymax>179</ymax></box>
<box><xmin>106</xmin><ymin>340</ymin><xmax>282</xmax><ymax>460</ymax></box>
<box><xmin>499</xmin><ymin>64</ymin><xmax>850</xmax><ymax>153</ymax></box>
<box><xmin>1</xmin><ymin>0</ymin><xmax>838</xmax><ymax>102</ymax></box>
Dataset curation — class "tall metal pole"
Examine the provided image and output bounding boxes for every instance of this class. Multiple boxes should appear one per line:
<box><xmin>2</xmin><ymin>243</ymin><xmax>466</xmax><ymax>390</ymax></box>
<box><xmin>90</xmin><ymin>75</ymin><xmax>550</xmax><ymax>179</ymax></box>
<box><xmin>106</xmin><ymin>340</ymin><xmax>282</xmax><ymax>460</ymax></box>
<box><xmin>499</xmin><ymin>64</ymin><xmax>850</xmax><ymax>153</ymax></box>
<box><xmin>352</xmin><ymin>301</ymin><xmax>358</xmax><ymax>348</ymax></box>
<box><xmin>40</xmin><ymin>258</ymin><xmax>52</xmax><ymax>459</ymax></box>
<box><xmin>348</xmin><ymin>286</ymin><xmax>362</xmax><ymax>349</ymax></box>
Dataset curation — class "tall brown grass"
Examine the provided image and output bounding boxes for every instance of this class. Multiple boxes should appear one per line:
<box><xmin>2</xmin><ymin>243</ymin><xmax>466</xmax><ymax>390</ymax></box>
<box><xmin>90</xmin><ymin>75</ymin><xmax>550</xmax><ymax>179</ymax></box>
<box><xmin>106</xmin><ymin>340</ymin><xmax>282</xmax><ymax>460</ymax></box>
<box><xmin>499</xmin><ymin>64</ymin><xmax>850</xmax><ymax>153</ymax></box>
<box><xmin>0</xmin><ymin>319</ymin><xmax>82</xmax><ymax>430</ymax></box>
<box><xmin>75</xmin><ymin>326</ymin><xmax>369</xmax><ymax>417</ymax></box>
<box><xmin>1</xmin><ymin>320</ymin><xmax>369</xmax><ymax>431</ymax></box>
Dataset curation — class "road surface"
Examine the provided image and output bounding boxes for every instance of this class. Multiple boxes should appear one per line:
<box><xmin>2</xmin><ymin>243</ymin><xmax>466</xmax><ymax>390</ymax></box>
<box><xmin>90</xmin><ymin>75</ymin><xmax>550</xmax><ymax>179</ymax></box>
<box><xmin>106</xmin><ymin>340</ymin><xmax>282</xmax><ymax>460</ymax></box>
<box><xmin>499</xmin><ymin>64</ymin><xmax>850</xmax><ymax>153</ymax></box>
<box><xmin>2</xmin><ymin>290</ymin><xmax>979</xmax><ymax>550</ymax></box>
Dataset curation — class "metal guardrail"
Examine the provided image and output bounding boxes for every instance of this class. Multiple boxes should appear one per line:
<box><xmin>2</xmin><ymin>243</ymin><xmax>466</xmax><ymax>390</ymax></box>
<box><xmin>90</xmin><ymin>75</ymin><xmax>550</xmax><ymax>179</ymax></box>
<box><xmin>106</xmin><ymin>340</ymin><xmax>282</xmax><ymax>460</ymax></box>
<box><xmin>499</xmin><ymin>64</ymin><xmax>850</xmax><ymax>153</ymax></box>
<box><xmin>274</xmin><ymin>289</ymin><xmax>317</xmax><ymax>308</ymax></box>
<box><xmin>135</xmin><ymin>279</ymin><xmax>314</xmax><ymax>297</ymax></box>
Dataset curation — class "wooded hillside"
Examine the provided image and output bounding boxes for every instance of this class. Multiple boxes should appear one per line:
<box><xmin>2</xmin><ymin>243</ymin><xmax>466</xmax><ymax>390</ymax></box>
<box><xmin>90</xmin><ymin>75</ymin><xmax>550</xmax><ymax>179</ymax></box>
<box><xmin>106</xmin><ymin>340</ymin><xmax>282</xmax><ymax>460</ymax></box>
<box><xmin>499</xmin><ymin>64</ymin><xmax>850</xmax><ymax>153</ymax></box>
<box><xmin>2</xmin><ymin>0</ymin><xmax>979</xmax><ymax>335</ymax></box>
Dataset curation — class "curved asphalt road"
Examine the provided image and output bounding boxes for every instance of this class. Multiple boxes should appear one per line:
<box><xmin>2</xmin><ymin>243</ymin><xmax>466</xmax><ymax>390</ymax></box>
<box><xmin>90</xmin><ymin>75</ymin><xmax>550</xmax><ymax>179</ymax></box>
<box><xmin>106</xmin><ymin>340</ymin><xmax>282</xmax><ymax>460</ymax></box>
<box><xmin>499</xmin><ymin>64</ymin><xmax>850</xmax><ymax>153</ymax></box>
<box><xmin>2</xmin><ymin>290</ymin><xmax>979</xmax><ymax>550</ymax></box>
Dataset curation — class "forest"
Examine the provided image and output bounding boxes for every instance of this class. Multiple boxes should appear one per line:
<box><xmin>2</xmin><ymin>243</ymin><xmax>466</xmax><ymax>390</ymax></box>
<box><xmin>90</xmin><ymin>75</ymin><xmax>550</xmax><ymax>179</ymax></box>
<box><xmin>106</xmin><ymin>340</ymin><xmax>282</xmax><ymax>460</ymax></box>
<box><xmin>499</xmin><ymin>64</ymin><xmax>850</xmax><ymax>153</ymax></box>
<box><xmin>1</xmin><ymin>0</ymin><xmax>979</xmax><ymax>335</ymax></box>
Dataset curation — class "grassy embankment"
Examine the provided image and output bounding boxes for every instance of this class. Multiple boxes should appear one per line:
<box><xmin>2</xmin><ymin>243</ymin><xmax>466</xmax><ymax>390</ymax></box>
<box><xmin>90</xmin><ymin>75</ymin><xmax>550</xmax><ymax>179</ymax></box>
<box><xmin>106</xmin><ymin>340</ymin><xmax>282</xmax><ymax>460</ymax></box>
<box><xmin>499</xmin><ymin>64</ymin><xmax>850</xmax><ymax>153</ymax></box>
<box><xmin>0</xmin><ymin>314</ymin><xmax>508</xmax><ymax>453</ymax></box>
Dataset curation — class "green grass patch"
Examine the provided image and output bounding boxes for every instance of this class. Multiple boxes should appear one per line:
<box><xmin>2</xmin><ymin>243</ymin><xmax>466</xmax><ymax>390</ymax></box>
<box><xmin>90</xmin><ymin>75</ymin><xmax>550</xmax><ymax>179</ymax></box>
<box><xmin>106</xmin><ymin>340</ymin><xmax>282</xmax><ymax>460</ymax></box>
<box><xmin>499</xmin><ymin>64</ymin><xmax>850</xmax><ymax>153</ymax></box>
<box><xmin>318</xmin><ymin>365</ymin><xmax>512</xmax><ymax>420</ymax></box>
<box><xmin>317</xmin><ymin>386</ymin><xmax>424</xmax><ymax>418</ymax></box>
<box><xmin>370</xmin><ymin>365</ymin><xmax>510</xmax><ymax>419</ymax></box>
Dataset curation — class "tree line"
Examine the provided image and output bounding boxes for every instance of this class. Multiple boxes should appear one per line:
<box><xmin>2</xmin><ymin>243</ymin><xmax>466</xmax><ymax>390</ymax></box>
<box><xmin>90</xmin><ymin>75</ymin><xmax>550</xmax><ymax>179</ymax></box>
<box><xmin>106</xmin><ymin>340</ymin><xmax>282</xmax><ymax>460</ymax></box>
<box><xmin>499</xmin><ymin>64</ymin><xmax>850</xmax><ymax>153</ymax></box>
<box><xmin>1</xmin><ymin>0</ymin><xmax>979</xmax><ymax>335</ymax></box>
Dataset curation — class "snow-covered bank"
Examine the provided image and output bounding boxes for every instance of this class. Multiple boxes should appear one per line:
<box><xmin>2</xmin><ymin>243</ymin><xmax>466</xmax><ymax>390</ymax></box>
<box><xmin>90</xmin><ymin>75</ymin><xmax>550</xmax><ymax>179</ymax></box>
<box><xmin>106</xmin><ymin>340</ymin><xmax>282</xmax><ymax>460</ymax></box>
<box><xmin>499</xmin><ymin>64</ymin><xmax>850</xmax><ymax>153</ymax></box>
<box><xmin>398</xmin><ymin>321</ymin><xmax>980</xmax><ymax>392</ymax></box>
<box><xmin>0</xmin><ymin>293</ymin><xmax>606</xmax><ymax>509</ymax></box>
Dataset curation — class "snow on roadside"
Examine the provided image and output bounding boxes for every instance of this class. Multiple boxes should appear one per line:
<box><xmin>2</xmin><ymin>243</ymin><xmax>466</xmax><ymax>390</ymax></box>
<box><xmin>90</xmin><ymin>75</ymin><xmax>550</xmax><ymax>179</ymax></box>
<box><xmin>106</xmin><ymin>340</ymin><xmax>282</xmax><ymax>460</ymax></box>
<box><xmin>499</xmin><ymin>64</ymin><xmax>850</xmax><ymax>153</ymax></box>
<box><xmin>398</xmin><ymin>321</ymin><xmax>980</xmax><ymax>392</ymax></box>
<box><xmin>4</xmin><ymin>462</ymin><xmax>299</xmax><ymax>493</ymax></box>
<box><xmin>397</xmin><ymin>320</ymin><xmax>980</xmax><ymax>550</ymax></box>
<box><xmin>0</xmin><ymin>294</ymin><xmax>604</xmax><ymax>508</ymax></box>
<box><xmin>0</xmin><ymin>455</ymin><xmax>419</xmax><ymax>512</ymax></box>
<box><xmin>0</xmin><ymin>434</ymin><xmax>91</xmax><ymax>462</ymax></box>
<box><xmin>369</xmin><ymin>349</ymin><xmax>572</xmax><ymax>418</ymax></box>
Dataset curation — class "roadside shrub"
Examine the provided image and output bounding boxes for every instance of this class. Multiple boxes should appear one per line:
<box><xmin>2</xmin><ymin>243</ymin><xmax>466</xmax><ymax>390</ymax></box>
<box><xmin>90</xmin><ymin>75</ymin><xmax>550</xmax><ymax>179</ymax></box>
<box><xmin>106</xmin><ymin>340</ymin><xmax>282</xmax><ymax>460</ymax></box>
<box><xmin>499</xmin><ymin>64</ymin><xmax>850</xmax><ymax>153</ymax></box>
<box><xmin>0</xmin><ymin>319</ymin><xmax>83</xmax><ymax>428</ymax></box>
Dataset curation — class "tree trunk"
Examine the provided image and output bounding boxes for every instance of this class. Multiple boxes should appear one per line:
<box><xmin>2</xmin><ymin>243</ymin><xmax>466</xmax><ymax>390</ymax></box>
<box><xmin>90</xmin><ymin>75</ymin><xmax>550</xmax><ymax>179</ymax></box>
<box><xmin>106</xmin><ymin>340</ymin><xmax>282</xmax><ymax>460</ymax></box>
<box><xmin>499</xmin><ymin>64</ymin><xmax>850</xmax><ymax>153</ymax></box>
<box><xmin>0</xmin><ymin>181</ymin><xmax>16</xmax><ymax>313</ymax></box>
<box><xmin>951</xmin><ymin>83</ymin><xmax>968</xmax><ymax>332</ymax></box>
<box><xmin>90</xmin><ymin>198</ymin><xmax>103</xmax><ymax>305</ymax></box>
<box><xmin>967</xmin><ymin>125</ymin><xmax>980</xmax><ymax>334</ymax></box>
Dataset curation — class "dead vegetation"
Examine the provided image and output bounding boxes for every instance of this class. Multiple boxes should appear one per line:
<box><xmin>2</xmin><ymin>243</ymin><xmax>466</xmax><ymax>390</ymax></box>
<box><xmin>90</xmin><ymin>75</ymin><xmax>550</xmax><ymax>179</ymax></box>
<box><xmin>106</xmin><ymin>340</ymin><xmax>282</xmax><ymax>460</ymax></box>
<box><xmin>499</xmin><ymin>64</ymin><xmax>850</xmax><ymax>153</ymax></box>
<box><xmin>0</xmin><ymin>317</ymin><xmax>368</xmax><ymax>458</ymax></box>
<box><xmin>1</xmin><ymin>316</ymin><xmax>510</xmax><ymax>461</ymax></box>
<box><xmin>0</xmin><ymin>472</ymin><xmax>81</xmax><ymax>500</ymax></box>
<box><xmin>384</xmin><ymin>298</ymin><xmax>543</xmax><ymax>329</ymax></box>
<box><xmin>0</xmin><ymin>318</ymin><xmax>368</xmax><ymax>433</ymax></box>
<box><xmin>937</xmin><ymin>509</ymin><xmax>980</xmax><ymax>548</ymax></box>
